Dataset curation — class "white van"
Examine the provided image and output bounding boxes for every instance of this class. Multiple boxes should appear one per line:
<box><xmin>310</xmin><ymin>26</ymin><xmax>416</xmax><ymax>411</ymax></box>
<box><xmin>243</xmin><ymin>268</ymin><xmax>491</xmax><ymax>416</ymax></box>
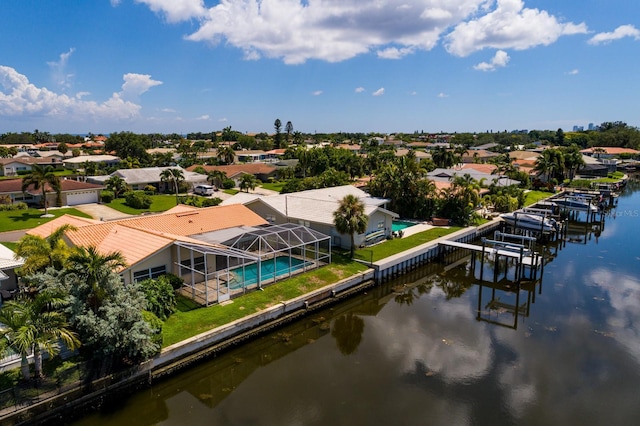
<box><xmin>194</xmin><ymin>184</ymin><xmax>215</xmax><ymax>196</ymax></box>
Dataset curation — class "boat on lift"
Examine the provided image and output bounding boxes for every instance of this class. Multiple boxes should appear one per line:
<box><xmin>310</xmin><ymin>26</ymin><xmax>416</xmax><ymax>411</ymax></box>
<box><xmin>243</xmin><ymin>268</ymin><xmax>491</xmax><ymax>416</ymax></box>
<box><xmin>500</xmin><ymin>212</ymin><xmax>558</xmax><ymax>233</ymax></box>
<box><xmin>552</xmin><ymin>195</ymin><xmax>599</xmax><ymax>212</ymax></box>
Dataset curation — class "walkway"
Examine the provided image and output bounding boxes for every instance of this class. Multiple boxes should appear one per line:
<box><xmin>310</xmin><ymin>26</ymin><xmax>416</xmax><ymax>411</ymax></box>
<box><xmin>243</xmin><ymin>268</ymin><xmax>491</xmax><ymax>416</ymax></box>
<box><xmin>72</xmin><ymin>203</ymin><xmax>133</xmax><ymax>221</ymax></box>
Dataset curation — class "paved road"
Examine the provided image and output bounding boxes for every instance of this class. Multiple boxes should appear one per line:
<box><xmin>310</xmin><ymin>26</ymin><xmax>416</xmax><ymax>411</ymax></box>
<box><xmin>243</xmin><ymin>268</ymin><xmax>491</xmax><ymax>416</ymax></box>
<box><xmin>0</xmin><ymin>230</ymin><xmax>27</xmax><ymax>243</ymax></box>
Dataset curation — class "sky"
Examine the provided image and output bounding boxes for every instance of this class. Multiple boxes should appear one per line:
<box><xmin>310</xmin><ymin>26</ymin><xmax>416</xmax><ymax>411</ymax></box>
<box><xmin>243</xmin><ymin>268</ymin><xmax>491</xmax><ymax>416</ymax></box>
<box><xmin>0</xmin><ymin>0</ymin><xmax>639</xmax><ymax>135</ymax></box>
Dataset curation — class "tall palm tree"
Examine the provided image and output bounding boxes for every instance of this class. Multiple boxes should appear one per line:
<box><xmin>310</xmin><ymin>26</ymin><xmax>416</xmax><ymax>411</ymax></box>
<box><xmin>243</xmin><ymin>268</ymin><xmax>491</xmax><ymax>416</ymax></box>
<box><xmin>66</xmin><ymin>246</ymin><xmax>127</xmax><ymax>313</ymax></box>
<box><xmin>21</xmin><ymin>164</ymin><xmax>61</xmax><ymax>216</ymax></box>
<box><xmin>160</xmin><ymin>168</ymin><xmax>185</xmax><ymax>204</ymax></box>
<box><xmin>0</xmin><ymin>290</ymin><xmax>80</xmax><ymax>379</ymax></box>
<box><xmin>104</xmin><ymin>175</ymin><xmax>129</xmax><ymax>198</ymax></box>
<box><xmin>15</xmin><ymin>224</ymin><xmax>77</xmax><ymax>275</ymax></box>
<box><xmin>217</xmin><ymin>146</ymin><xmax>236</xmax><ymax>165</ymax></box>
<box><xmin>333</xmin><ymin>194</ymin><xmax>368</xmax><ymax>258</ymax></box>
<box><xmin>239</xmin><ymin>173</ymin><xmax>259</xmax><ymax>193</ymax></box>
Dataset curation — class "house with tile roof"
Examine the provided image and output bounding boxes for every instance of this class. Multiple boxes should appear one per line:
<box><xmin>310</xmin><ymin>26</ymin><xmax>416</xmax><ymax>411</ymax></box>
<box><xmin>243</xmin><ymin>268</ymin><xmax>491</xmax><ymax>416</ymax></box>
<box><xmin>87</xmin><ymin>166</ymin><xmax>208</xmax><ymax>191</ymax></box>
<box><xmin>63</xmin><ymin>155</ymin><xmax>121</xmax><ymax>170</ymax></box>
<box><xmin>186</xmin><ymin>163</ymin><xmax>277</xmax><ymax>184</ymax></box>
<box><xmin>0</xmin><ymin>178</ymin><xmax>104</xmax><ymax>206</ymax></box>
<box><xmin>221</xmin><ymin>185</ymin><xmax>398</xmax><ymax>249</ymax></box>
<box><xmin>27</xmin><ymin>204</ymin><xmax>331</xmax><ymax>305</ymax></box>
<box><xmin>0</xmin><ymin>244</ymin><xmax>23</xmax><ymax>296</ymax></box>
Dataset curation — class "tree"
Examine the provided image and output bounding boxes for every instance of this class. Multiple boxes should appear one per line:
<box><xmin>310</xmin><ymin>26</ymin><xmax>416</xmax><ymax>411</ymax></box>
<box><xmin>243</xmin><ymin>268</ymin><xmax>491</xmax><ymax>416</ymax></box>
<box><xmin>15</xmin><ymin>224</ymin><xmax>77</xmax><ymax>275</ymax></box>
<box><xmin>274</xmin><ymin>118</ymin><xmax>283</xmax><ymax>149</ymax></box>
<box><xmin>57</xmin><ymin>142</ymin><xmax>68</xmax><ymax>155</ymax></box>
<box><xmin>239</xmin><ymin>173</ymin><xmax>259</xmax><ymax>192</ymax></box>
<box><xmin>431</xmin><ymin>147</ymin><xmax>457</xmax><ymax>168</ymax></box>
<box><xmin>206</xmin><ymin>170</ymin><xmax>227</xmax><ymax>189</ymax></box>
<box><xmin>65</xmin><ymin>246</ymin><xmax>127</xmax><ymax>313</ymax></box>
<box><xmin>217</xmin><ymin>146</ymin><xmax>235</xmax><ymax>165</ymax></box>
<box><xmin>21</xmin><ymin>164</ymin><xmax>61</xmax><ymax>216</ymax></box>
<box><xmin>333</xmin><ymin>194</ymin><xmax>368</xmax><ymax>258</ymax></box>
<box><xmin>0</xmin><ymin>289</ymin><xmax>80</xmax><ymax>379</ymax></box>
<box><xmin>104</xmin><ymin>175</ymin><xmax>129</xmax><ymax>198</ymax></box>
<box><xmin>160</xmin><ymin>168</ymin><xmax>185</xmax><ymax>204</ymax></box>
<box><xmin>285</xmin><ymin>121</ymin><xmax>293</xmax><ymax>145</ymax></box>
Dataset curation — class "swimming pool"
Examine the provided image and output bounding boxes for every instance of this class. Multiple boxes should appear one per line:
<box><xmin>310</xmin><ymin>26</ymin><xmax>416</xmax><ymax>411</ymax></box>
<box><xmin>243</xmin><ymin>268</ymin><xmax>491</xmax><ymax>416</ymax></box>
<box><xmin>392</xmin><ymin>220</ymin><xmax>417</xmax><ymax>232</ymax></box>
<box><xmin>229</xmin><ymin>257</ymin><xmax>309</xmax><ymax>289</ymax></box>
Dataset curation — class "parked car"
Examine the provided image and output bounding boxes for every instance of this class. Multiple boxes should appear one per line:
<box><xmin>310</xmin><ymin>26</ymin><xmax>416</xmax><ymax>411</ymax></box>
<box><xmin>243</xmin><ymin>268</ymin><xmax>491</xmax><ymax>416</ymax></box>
<box><xmin>194</xmin><ymin>184</ymin><xmax>215</xmax><ymax>196</ymax></box>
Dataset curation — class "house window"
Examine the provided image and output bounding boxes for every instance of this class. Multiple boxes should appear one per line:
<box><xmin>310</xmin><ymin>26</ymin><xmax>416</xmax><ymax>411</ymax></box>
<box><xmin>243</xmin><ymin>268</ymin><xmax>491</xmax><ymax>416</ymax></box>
<box><xmin>377</xmin><ymin>221</ymin><xmax>385</xmax><ymax>229</ymax></box>
<box><xmin>266</xmin><ymin>214</ymin><xmax>276</xmax><ymax>223</ymax></box>
<box><xmin>133</xmin><ymin>265</ymin><xmax>167</xmax><ymax>282</ymax></box>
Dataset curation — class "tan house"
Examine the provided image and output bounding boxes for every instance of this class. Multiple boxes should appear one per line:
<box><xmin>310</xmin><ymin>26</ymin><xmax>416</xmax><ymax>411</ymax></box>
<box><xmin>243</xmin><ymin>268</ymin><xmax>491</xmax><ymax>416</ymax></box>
<box><xmin>0</xmin><ymin>178</ymin><xmax>103</xmax><ymax>206</ymax></box>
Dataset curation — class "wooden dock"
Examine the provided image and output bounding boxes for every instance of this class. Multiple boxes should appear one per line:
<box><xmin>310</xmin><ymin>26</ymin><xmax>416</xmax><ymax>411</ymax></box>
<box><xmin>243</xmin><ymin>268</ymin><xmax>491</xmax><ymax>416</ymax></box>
<box><xmin>439</xmin><ymin>240</ymin><xmax>537</xmax><ymax>266</ymax></box>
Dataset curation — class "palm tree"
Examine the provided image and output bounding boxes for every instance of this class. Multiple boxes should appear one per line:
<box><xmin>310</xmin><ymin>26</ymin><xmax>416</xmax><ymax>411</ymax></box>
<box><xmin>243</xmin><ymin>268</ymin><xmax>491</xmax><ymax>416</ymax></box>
<box><xmin>160</xmin><ymin>168</ymin><xmax>185</xmax><ymax>204</ymax></box>
<box><xmin>0</xmin><ymin>290</ymin><xmax>80</xmax><ymax>379</ymax></box>
<box><xmin>21</xmin><ymin>164</ymin><xmax>61</xmax><ymax>216</ymax></box>
<box><xmin>66</xmin><ymin>246</ymin><xmax>127</xmax><ymax>313</ymax></box>
<box><xmin>15</xmin><ymin>224</ymin><xmax>77</xmax><ymax>275</ymax></box>
<box><xmin>217</xmin><ymin>146</ymin><xmax>235</xmax><ymax>165</ymax></box>
<box><xmin>206</xmin><ymin>170</ymin><xmax>227</xmax><ymax>190</ymax></box>
<box><xmin>333</xmin><ymin>194</ymin><xmax>368</xmax><ymax>258</ymax></box>
<box><xmin>104</xmin><ymin>175</ymin><xmax>129</xmax><ymax>198</ymax></box>
<box><xmin>239</xmin><ymin>173</ymin><xmax>260</xmax><ymax>193</ymax></box>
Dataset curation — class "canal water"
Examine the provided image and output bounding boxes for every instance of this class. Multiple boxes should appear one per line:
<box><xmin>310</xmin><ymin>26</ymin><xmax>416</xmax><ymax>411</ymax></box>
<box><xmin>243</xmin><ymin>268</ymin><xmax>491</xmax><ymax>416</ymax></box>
<box><xmin>71</xmin><ymin>178</ymin><xmax>640</xmax><ymax>426</ymax></box>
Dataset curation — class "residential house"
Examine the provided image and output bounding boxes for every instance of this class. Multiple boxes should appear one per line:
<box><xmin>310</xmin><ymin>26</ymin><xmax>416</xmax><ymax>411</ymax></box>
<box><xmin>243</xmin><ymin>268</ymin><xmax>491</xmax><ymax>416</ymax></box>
<box><xmin>427</xmin><ymin>168</ymin><xmax>520</xmax><ymax>187</ymax></box>
<box><xmin>186</xmin><ymin>163</ymin><xmax>277</xmax><ymax>185</ymax></box>
<box><xmin>0</xmin><ymin>244</ymin><xmax>23</xmax><ymax>297</ymax></box>
<box><xmin>88</xmin><ymin>166</ymin><xmax>208</xmax><ymax>191</ymax></box>
<box><xmin>28</xmin><ymin>204</ymin><xmax>331</xmax><ymax>305</ymax></box>
<box><xmin>63</xmin><ymin>155</ymin><xmax>121</xmax><ymax>170</ymax></box>
<box><xmin>0</xmin><ymin>178</ymin><xmax>104</xmax><ymax>206</ymax></box>
<box><xmin>221</xmin><ymin>185</ymin><xmax>398</xmax><ymax>249</ymax></box>
<box><xmin>0</xmin><ymin>157</ymin><xmax>64</xmax><ymax>177</ymax></box>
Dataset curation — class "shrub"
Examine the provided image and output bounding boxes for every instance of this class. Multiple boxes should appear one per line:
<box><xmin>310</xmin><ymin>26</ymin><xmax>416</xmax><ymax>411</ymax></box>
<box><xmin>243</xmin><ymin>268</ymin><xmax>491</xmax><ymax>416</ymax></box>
<box><xmin>100</xmin><ymin>190</ymin><xmax>115</xmax><ymax>203</ymax></box>
<box><xmin>139</xmin><ymin>276</ymin><xmax>177</xmax><ymax>320</ymax></box>
<box><xmin>124</xmin><ymin>190</ymin><xmax>152</xmax><ymax>209</ymax></box>
<box><xmin>222</xmin><ymin>178</ymin><xmax>235</xmax><ymax>189</ymax></box>
<box><xmin>178</xmin><ymin>195</ymin><xmax>222</xmax><ymax>208</ymax></box>
<box><xmin>161</xmin><ymin>273</ymin><xmax>184</xmax><ymax>291</ymax></box>
<box><xmin>144</xmin><ymin>185</ymin><xmax>157</xmax><ymax>195</ymax></box>
<box><xmin>0</xmin><ymin>202</ymin><xmax>28</xmax><ymax>211</ymax></box>
<box><xmin>142</xmin><ymin>311</ymin><xmax>163</xmax><ymax>349</ymax></box>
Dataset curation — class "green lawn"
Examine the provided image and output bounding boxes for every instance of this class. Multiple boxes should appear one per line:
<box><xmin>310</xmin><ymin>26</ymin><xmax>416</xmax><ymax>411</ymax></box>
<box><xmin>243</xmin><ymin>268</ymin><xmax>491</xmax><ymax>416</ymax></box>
<box><xmin>524</xmin><ymin>190</ymin><xmax>554</xmax><ymax>206</ymax></box>
<box><xmin>223</xmin><ymin>189</ymin><xmax>240</xmax><ymax>195</ymax></box>
<box><xmin>1</xmin><ymin>242</ymin><xmax>17</xmax><ymax>251</ymax></box>
<box><xmin>260</xmin><ymin>181</ymin><xmax>286</xmax><ymax>192</ymax></box>
<box><xmin>105</xmin><ymin>195</ymin><xmax>178</xmax><ymax>214</ymax></box>
<box><xmin>0</xmin><ymin>208</ymin><xmax>92</xmax><ymax>233</ymax></box>
<box><xmin>162</xmin><ymin>254</ymin><xmax>367</xmax><ymax>346</ymax></box>
<box><xmin>353</xmin><ymin>226</ymin><xmax>463</xmax><ymax>263</ymax></box>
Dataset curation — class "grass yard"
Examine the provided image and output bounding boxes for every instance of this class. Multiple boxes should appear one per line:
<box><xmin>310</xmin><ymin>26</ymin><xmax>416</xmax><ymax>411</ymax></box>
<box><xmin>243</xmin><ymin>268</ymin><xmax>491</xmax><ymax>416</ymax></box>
<box><xmin>260</xmin><ymin>181</ymin><xmax>286</xmax><ymax>192</ymax></box>
<box><xmin>223</xmin><ymin>189</ymin><xmax>240</xmax><ymax>195</ymax></box>
<box><xmin>353</xmin><ymin>226</ymin><xmax>463</xmax><ymax>263</ymax></box>
<box><xmin>0</xmin><ymin>208</ymin><xmax>92</xmax><ymax>233</ymax></box>
<box><xmin>106</xmin><ymin>194</ymin><xmax>178</xmax><ymax>214</ymax></box>
<box><xmin>1</xmin><ymin>242</ymin><xmax>18</xmax><ymax>251</ymax></box>
<box><xmin>162</xmin><ymin>254</ymin><xmax>367</xmax><ymax>346</ymax></box>
<box><xmin>524</xmin><ymin>190</ymin><xmax>554</xmax><ymax>206</ymax></box>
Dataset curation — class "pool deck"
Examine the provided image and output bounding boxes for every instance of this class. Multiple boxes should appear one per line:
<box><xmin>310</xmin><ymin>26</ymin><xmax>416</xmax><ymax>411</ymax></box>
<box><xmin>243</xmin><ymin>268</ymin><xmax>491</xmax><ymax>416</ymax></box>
<box><xmin>397</xmin><ymin>222</ymin><xmax>435</xmax><ymax>237</ymax></box>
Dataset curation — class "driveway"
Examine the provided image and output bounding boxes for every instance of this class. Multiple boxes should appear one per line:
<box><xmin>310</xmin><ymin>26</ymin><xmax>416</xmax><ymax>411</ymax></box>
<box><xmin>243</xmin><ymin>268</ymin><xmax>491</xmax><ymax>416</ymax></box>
<box><xmin>73</xmin><ymin>203</ymin><xmax>134</xmax><ymax>221</ymax></box>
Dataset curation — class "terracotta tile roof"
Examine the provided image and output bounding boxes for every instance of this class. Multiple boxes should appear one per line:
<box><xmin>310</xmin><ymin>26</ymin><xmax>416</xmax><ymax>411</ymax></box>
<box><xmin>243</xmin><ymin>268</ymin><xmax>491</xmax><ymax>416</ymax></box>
<box><xmin>28</xmin><ymin>204</ymin><xmax>268</xmax><ymax>270</ymax></box>
<box><xmin>186</xmin><ymin>163</ymin><xmax>276</xmax><ymax>176</ymax></box>
<box><xmin>26</xmin><ymin>214</ymin><xmax>101</xmax><ymax>238</ymax></box>
<box><xmin>580</xmin><ymin>147</ymin><xmax>640</xmax><ymax>155</ymax></box>
<box><xmin>163</xmin><ymin>204</ymin><xmax>199</xmax><ymax>214</ymax></box>
<box><xmin>458</xmin><ymin>163</ymin><xmax>497</xmax><ymax>174</ymax></box>
<box><xmin>0</xmin><ymin>178</ymin><xmax>103</xmax><ymax>195</ymax></box>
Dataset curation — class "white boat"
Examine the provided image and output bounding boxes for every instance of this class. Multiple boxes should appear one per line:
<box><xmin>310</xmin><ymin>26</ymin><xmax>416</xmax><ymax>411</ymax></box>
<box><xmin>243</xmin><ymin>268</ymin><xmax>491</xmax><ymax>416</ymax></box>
<box><xmin>500</xmin><ymin>212</ymin><xmax>558</xmax><ymax>233</ymax></box>
<box><xmin>553</xmin><ymin>196</ymin><xmax>598</xmax><ymax>213</ymax></box>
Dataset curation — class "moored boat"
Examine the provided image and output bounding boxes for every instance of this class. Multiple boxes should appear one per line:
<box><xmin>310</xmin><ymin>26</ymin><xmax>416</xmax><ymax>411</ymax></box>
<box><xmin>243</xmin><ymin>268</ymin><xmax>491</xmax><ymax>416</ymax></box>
<box><xmin>500</xmin><ymin>212</ymin><xmax>558</xmax><ymax>233</ymax></box>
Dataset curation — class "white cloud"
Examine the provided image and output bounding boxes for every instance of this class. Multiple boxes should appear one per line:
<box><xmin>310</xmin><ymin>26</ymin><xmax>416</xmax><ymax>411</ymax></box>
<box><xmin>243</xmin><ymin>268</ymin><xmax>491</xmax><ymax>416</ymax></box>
<box><xmin>355</xmin><ymin>87</ymin><xmax>365</xmax><ymax>93</ymax></box>
<box><xmin>312</xmin><ymin>90</ymin><xmax>323</xmax><ymax>96</ymax></box>
<box><xmin>196</xmin><ymin>114</ymin><xmax>210</xmax><ymax>120</ymax></box>
<box><xmin>474</xmin><ymin>49</ymin><xmax>510</xmax><ymax>71</ymax></box>
<box><xmin>372</xmin><ymin>87</ymin><xmax>385</xmax><ymax>96</ymax></box>
<box><xmin>75</xmin><ymin>91</ymin><xmax>91</xmax><ymax>99</ymax></box>
<box><xmin>446</xmin><ymin>0</ymin><xmax>587</xmax><ymax>56</ymax></box>
<box><xmin>134</xmin><ymin>0</ymin><xmax>207</xmax><ymax>23</ymax></box>
<box><xmin>437</xmin><ymin>92</ymin><xmax>449</xmax><ymax>98</ymax></box>
<box><xmin>160</xmin><ymin>107</ymin><xmax>176</xmax><ymax>113</ymax></box>
<box><xmin>47</xmin><ymin>48</ymin><xmax>75</xmax><ymax>91</ymax></box>
<box><xmin>0</xmin><ymin>66</ymin><xmax>159</xmax><ymax>121</ymax></box>
<box><xmin>120</xmin><ymin>73</ymin><xmax>163</xmax><ymax>100</ymax></box>
<box><xmin>218</xmin><ymin>117</ymin><xmax>228</xmax><ymax>122</ymax></box>
<box><xmin>110</xmin><ymin>0</ymin><xmax>121</xmax><ymax>6</ymax></box>
<box><xmin>588</xmin><ymin>24</ymin><xmax>640</xmax><ymax>45</ymax></box>
<box><xmin>566</xmin><ymin>69</ymin><xmax>579</xmax><ymax>75</ymax></box>
<box><xmin>377</xmin><ymin>46</ymin><xmax>415</xmax><ymax>59</ymax></box>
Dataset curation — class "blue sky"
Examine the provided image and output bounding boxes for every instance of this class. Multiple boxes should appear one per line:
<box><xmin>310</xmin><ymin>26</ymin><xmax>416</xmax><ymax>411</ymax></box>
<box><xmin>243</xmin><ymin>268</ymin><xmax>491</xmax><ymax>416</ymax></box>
<box><xmin>1</xmin><ymin>0</ymin><xmax>638</xmax><ymax>135</ymax></box>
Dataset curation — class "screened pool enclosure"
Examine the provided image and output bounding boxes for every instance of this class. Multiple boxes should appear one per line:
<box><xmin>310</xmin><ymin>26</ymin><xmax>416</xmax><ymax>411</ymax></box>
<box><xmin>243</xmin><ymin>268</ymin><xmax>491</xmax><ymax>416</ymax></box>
<box><xmin>175</xmin><ymin>223</ymin><xmax>331</xmax><ymax>306</ymax></box>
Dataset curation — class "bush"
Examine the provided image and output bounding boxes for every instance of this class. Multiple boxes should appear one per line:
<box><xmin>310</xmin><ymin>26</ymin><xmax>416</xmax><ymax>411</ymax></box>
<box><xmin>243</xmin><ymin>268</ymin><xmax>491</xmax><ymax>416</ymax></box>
<box><xmin>177</xmin><ymin>195</ymin><xmax>222</xmax><ymax>208</ymax></box>
<box><xmin>139</xmin><ymin>276</ymin><xmax>177</xmax><ymax>320</ymax></box>
<box><xmin>0</xmin><ymin>202</ymin><xmax>28</xmax><ymax>211</ymax></box>
<box><xmin>161</xmin><ymin>273</ymin><xmax>184</xmax><ymax>291</ymax></box>
<box><xmin>142</xmin><ymin>311</ymin><xmax>163</xmax><ymax>349</ymax></box>
<box><xmin>100</xmin><ymin>190</ymin><xmax>115</xmax><ymax>203</ymax></box>
<box><xmin>124</xmin><ymin>190</ymin><xmax>152</xmax><ymax>209</ymax></box>
<box><xmin>144</xmin><ymin>185</ymin><xmax>157</xmax><ymax>195</ymax></box>
<box><xmin>222</xmin><ymin>178</ymin><xmax>235</xmax><ymax>189</ymax></box>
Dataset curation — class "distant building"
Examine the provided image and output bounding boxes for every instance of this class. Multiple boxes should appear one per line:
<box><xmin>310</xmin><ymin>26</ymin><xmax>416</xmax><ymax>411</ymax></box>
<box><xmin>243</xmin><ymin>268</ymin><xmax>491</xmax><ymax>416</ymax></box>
<box><xmin>573</xmin><ymin>125</ymin><xmax>584</xmax><ymax>132</ymax></box>
<box><xmin>588</xmin><ymin>123</ymin><xmax>596</xmax><ymax>131</ymax></box>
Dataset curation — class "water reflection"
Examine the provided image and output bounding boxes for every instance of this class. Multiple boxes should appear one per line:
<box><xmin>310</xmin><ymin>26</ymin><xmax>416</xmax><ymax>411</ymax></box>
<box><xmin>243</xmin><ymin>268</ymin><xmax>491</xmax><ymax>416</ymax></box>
<box><xmin>72</xmin><ymin>178</ymin><xmax>640</xmax><ymax>426</ymax></box>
